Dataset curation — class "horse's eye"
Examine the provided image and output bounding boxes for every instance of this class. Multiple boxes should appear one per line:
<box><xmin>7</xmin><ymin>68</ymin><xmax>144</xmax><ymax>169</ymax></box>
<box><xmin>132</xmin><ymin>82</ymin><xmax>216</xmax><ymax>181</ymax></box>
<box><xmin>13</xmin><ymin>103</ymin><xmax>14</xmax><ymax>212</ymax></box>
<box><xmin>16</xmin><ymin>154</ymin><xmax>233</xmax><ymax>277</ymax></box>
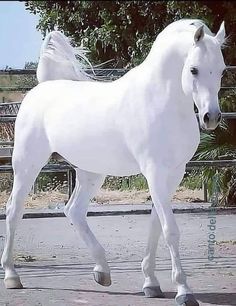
<box><xmin>190</xmin><ymin>67</ymin><xmax>198</xmax><ymax>75</ymax></box>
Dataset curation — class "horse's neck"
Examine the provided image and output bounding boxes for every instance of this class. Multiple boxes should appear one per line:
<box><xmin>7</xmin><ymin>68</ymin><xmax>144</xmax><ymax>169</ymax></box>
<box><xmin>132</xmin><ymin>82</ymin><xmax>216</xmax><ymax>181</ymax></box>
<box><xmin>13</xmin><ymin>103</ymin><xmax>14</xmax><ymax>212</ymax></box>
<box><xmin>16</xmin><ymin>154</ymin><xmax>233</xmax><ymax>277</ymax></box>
<box><xmin>138</xmin><ymin>31</ymin><xmax>193</xmax><ymax>107</ymax></box>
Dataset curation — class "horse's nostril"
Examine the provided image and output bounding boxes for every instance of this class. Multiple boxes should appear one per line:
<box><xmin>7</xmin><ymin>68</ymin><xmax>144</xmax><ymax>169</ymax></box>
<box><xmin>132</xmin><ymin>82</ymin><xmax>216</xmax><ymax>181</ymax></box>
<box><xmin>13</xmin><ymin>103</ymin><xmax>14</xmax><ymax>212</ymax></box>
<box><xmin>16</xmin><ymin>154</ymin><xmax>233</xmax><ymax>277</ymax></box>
<box><xmin>217</xmin><ymin>113</ymin><xmax>222</xmax><ymax>123</ymax></box>
<box><xmin>203</xmin><ymin>112</ymin><xmax>210</xmax><ymax>124</ymax></box>
<box><xmin>203</xmin><ymin>112</ymin><xmax>221</xmax><ymax>126</ymax></box>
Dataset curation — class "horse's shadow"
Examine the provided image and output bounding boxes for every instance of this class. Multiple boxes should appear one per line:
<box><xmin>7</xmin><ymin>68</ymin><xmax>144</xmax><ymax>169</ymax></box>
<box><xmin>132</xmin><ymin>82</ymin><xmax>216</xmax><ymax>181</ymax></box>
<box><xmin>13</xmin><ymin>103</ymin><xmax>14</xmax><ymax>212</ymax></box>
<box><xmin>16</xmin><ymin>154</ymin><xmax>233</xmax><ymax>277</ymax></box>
<box><xmin>25</xmin><ymin>286</ymin><xmax>236</xmax><ymax>306</ymax></box>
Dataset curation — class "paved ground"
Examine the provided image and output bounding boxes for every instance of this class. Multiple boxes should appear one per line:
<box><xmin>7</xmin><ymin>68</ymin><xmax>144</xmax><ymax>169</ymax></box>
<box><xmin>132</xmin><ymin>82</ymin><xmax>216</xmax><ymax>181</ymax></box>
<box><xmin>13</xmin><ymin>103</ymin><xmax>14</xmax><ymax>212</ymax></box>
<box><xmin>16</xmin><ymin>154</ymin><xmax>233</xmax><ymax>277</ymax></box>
<box><xmin>0</xmin><ymin>211</ymin><xmax>235</xmax><ymax>306</ymax></box>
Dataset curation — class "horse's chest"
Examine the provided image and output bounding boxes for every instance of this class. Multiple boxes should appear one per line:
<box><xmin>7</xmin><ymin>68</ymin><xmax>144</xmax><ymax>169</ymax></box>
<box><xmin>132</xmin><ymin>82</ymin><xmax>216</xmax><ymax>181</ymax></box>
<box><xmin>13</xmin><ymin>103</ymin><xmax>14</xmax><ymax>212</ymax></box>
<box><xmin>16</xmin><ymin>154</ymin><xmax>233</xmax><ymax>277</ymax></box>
<box><xmin>128</xmin><ymin>111</ymin><xmax>200</xmax><ymax>168</ymax></box>
<box><xmin>163</xmin><ymin>115</ymin><xmax>200</xmax><ymax>165</ymax></box>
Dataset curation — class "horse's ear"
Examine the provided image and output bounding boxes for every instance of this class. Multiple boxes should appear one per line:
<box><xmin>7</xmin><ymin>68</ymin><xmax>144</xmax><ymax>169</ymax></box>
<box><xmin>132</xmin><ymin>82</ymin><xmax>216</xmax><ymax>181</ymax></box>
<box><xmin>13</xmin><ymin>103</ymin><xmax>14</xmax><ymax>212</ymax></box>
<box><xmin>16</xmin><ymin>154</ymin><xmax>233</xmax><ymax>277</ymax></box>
<box><xmin>194</xmin><ymin>25</ymin><xmax>204</xmax><ymax>43</ymax></box>
<box><xmin>215</xmin><ymin>21</ymin><xmax>225</xmax><ymax>45</ymax></box>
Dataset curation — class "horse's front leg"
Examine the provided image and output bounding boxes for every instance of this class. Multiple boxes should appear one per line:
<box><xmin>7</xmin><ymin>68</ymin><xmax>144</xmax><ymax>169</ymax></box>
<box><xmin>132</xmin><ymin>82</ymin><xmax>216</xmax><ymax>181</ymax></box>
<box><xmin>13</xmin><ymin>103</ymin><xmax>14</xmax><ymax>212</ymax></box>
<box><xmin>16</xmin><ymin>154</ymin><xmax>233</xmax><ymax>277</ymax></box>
<box><xmin>141</xmin><ymin>207</ymin><xmax>164</xmax><ymax>298</ymax></box>
<box><xmin>142</xmin><ymin>162</ymin><xmax>199</xmax><ymax>306</ymax></box>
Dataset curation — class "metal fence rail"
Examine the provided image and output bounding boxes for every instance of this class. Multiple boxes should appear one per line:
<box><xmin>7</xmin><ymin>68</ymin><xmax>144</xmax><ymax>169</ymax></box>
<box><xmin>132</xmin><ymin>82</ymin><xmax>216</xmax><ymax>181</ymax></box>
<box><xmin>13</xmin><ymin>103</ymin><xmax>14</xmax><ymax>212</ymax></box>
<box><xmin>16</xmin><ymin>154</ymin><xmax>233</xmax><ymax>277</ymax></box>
<box><xmin>0</xmin><ymin>67</ymin><xmax>235</xmax><ymax>91</ymax></box>
<box><xmin>0</xmin><ymin>68</ymin><xmax>128</xmax><ymax>76</ymax></box>
<box><xmin>1</xmin><ymin>160</ymin><xmax>236</xmax><ymax>173</ymax></box>
<box><xmin>1</xmin><ymin>66</ymin><xmax>235</xmax><ymax>75</ymax></box>
<box><xmin>2</xmin><ymin>112</ymin><xmax>236</xmax><ymax>122</ymax></box>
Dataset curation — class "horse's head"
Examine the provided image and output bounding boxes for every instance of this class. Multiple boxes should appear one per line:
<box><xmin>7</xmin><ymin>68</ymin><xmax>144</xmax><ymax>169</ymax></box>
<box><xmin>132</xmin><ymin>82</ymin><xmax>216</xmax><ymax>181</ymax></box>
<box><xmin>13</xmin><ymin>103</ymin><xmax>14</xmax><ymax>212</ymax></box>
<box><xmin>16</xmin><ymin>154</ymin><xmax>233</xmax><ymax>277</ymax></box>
<box><xmin>182</xmin><ymin>22</ymin><xmax>226</xmax><ymax>130</ymax></box>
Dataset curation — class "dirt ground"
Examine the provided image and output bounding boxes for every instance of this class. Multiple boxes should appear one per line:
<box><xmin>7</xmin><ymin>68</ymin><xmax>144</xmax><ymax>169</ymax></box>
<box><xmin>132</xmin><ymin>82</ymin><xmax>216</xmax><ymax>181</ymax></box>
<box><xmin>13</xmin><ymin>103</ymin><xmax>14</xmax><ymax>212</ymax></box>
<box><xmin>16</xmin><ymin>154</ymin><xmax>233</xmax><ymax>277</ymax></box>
<box><xmin>0</xmin><ymin>213</ymin><xmax>235</xmax><ymax>306</ymax></box>
<box><xmin>0</xmin><ymin>187</ymin><xmax>205</xmax><ymax>210</ymax></box>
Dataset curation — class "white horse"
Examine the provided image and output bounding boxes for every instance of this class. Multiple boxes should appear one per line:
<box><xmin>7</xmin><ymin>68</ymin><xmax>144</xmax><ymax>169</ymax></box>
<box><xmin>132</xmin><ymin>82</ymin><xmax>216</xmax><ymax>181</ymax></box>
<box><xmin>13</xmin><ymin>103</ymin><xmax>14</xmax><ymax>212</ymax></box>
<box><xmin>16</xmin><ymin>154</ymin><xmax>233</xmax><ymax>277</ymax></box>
<box><xmin>1</xmin><ymin>19</ymin><xmax>226</xmax><ymax>306</ymax></box>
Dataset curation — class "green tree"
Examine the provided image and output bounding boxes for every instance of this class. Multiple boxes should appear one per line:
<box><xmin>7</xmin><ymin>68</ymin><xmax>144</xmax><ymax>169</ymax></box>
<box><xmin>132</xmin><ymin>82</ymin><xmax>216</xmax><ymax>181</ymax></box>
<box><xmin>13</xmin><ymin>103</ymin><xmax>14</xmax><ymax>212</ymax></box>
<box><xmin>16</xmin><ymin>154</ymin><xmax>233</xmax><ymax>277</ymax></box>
<box><xmin>24</xmin><ymin>1</ymin><xmax>236</xmax><ymax>68</ymax></box>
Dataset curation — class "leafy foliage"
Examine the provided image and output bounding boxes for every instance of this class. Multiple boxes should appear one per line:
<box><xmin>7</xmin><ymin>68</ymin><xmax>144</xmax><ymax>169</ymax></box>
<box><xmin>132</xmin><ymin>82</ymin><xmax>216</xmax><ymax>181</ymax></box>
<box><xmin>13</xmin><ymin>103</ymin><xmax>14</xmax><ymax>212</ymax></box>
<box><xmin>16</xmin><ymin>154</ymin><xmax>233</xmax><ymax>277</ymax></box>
<box><xmin>183</xmin><ymin>120</ymin><xmax>236</xmax><ymax>205</ymax></box>
<box><xmin>103</xmin><ymin>175</ymin><xmax>148</xmax><ymax>191</ymax></box>
<box><xmin>24</xmin><ymin>1</ymin><xmax>236</xmax><ymax>67</ymax></box>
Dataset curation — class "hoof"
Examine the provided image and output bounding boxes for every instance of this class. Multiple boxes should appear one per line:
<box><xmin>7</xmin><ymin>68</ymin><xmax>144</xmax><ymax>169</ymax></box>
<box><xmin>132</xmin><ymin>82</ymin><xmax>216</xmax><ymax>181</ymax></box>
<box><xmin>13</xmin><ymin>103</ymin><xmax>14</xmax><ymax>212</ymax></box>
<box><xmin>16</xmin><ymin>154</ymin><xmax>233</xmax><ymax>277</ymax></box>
<box><xmin>175</xmin><ymin>294</ymin><xmax>199</xmax><ymax>306</ymax></box>
<box><xmin>143</xmin><ymin>286</ymin><xmax>165</xmax><ymax>298</ymax></box>
<box><xmin>4</xmin><ymin>276</ymin><xmax>23</xmax><ymax>289</ymax></box>
<box><xmin>93</xmin><ymin>271</ymin><xmax>111</xmax><ymax>287</ymax></box>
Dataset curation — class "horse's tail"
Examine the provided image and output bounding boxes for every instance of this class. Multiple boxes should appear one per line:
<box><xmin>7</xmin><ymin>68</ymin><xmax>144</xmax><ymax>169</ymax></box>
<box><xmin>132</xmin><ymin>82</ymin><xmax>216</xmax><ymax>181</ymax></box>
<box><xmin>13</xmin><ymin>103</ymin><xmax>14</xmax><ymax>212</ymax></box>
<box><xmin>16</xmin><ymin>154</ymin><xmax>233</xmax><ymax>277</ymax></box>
<box><xmin>36</xmin><ymin>31</ymin><xmax>95</xmax><ymax>83</ymax></box>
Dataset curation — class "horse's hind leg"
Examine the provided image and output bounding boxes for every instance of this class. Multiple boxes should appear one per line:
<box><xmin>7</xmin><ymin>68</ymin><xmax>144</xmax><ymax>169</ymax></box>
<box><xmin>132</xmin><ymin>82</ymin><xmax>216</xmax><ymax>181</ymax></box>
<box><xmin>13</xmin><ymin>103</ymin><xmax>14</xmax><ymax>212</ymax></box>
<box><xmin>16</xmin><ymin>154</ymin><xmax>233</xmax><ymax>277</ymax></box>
<box><xmin>64</xmin><ymin>169</ymin><xmax>111</xmax><ymax>286</ymax></box>
<box><xmin>1</xmin><ymin>146</ymin><xmax>50</xmax><ymax>289</ymax></box>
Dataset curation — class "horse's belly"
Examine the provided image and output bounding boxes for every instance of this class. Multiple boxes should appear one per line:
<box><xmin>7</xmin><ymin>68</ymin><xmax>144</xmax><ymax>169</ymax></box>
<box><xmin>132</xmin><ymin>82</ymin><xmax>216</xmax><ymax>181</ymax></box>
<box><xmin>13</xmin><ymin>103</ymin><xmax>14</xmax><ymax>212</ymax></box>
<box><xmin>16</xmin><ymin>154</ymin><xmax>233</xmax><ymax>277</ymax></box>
<box><xmin>59</xmin><ymin>145</ymin><xmax>140</xmax><ymax>176</ymax></box>
<box><xmin>48</xmin><ymin>126</ymin><xmax>140</xmax><ymax>176</ymax></box>
<box><xmin>67</xmin><ymin>146</ymin><xmax>139</xmax><ymax>176</ymax></box>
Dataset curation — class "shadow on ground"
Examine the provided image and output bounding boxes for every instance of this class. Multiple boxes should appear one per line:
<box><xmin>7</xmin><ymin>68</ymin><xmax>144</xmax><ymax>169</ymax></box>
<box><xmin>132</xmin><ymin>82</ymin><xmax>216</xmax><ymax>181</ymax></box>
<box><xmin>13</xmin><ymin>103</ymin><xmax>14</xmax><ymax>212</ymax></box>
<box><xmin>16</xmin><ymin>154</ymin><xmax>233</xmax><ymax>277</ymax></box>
<box><xmin>23</xmin><ymin>286</ymin><xmax>236</xmax><ymax>306</ymax></box>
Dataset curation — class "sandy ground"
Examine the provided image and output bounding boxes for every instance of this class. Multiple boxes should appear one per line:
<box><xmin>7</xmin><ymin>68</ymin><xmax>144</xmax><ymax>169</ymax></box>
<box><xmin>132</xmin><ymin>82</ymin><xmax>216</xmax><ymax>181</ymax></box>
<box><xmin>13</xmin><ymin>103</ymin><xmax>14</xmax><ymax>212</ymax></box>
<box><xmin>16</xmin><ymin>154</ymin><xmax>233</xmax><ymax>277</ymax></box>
<box><xmin>0</xmin><ymin>187</ymin><xmax>205</xmax><ymax>210</ymax></box>
<box><xmin>0</xmin><ymin>213</ymin><xmax>235</xmax><ymax>306</ymax></box>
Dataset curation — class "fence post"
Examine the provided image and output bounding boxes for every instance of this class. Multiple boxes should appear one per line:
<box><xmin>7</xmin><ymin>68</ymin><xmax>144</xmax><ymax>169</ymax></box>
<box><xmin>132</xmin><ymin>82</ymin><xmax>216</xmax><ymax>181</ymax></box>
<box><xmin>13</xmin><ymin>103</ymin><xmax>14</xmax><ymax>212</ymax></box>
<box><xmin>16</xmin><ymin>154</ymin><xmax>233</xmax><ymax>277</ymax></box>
<box><xmin>32</xmin><ymin>180</ymin><xmax>37</xmax><ymax>194</ymax></box>
<box><xmin>68</xmin><ymin>169</ymin><xmax>76</xmax><ymax>198</ymax></box>
<box><xmin>211</xmin><ymin>171</ymin><xmax>219</xmax><ymax>207</ymax></box>
<box><xmin>203</xmin><ymin>181</ymin><xmax>208</xmax><ymax>202</ymax></box>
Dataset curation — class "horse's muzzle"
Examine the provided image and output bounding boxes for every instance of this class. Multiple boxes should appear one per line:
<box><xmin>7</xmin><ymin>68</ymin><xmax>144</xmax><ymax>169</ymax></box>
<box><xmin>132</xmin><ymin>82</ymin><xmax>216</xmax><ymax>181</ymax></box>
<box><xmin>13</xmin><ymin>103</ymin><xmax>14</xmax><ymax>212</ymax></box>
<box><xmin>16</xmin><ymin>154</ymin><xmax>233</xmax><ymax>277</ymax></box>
<box><xmin>201</xmin><ymin>111</ymin><xmax>222</xmax><ymax>130</ymax></box>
